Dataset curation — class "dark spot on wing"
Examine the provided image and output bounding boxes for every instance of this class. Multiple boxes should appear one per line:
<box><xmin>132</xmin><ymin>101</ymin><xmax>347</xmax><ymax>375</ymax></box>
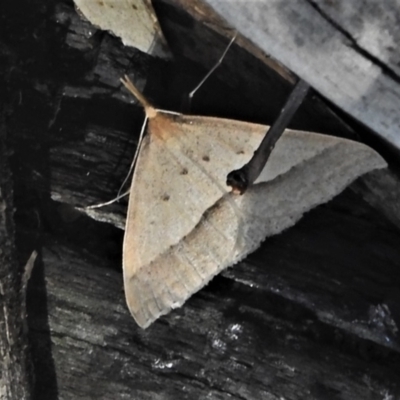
<box><xmin>202</xmin><ymin>155</ymin><xmax>210</xmax><ymax>162</ymax></box>
<box><xmin>162</xmin><ymin>194</ymin><xmax>170</xmax><ymax>201</ymax></box>
<box><xmin>237</xmin><ymin>150</ymin><xmax>245</xmax><ymax>155</ymax></box>
<box><xmin>180</xmin><ymin>168</ymin><xmax>188</xmax><ymax>175</ymax></box>
<box><xmin>131</xmin><ymin>4</ymin><xmax>138</xmax><ymax>9</ymax></box>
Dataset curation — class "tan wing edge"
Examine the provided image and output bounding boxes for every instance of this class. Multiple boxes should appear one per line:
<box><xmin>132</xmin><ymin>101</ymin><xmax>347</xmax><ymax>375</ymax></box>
<box><xmin>123</xmin><ymin>136</ymin><xmax>387</xmax><ymax>329</ymax></box>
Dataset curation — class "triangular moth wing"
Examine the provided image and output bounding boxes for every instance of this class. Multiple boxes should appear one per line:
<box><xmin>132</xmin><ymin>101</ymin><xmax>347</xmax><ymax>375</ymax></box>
<box><xmin>124</xmin><ymin>112</ymin><xmax>386</xmax><ymax>328</ymax></box>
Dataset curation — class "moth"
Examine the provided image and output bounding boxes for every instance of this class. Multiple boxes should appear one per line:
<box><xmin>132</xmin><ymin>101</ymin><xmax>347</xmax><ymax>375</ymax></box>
<box><xmin>72</xmin><ymin>1</ymin><xmax>387</xmax><ymax>328</ymax></box>
<box><xmin>120</xmin><ymin>77</ymin><xmax>386</xmax><ymax>329</ymax></box>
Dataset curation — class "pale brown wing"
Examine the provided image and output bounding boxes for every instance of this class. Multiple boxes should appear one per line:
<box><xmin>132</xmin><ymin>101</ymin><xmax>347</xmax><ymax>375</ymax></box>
<box><xmin>123</xmin><ymin>111</ymin><xmax>386</xmax><ymax>328</ymax></box>
<box><xmin>124</xmin><ymin>113</ymin><xmax>266</xmax><ymax>271</ymax></box>
<box><xmin>74</xmin><ymin>0</ymin><xmax>168</xmax><ymax>56</ymax></box>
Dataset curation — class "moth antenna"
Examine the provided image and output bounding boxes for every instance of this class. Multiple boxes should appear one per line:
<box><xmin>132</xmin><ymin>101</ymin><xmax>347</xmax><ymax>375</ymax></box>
<box><xmin>83</xmin><ymin>113</ymin><xmax>149</xmax><ymax>210</ymax></box>
<box><xmin>117</xmin><ymin>115</ymin><xmax>149</xmax><ymax>198</ymax></box>
<box><xmin>120</xmin><ymin>75</ymin><xmax>157</xmax><ymax>118</ymax></box>
<box><xmin>83</xmin><ymin>190</ymin><xmax>130</xmax><ymax>210</ymax></box>
<box><xmin>186</xmin><ymin>31</ymin><xmax>237</xmax><ymax>111</ymax></box>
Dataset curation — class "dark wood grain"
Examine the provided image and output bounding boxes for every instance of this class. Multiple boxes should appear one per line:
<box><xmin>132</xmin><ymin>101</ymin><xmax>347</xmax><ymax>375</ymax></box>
<box><xmin>2</xmin><ymin>0</ymin><xmax>400</xmax><ymax>398</ymax></box>
<box><xmin>0</xmin><ymin>111</ymin><xmax>34</xmax><ymax>399</ymax></box>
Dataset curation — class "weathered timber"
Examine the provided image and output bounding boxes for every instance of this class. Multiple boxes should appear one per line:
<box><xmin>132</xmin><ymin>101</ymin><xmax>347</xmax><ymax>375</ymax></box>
<box><xmin>0</xmin><ymin>111</ymin><xmax>34</xmax><ymax>399</ymax></box>
<box><xmin>200</xmin><ymin>0</ymin><xmax>400</xmax><ymax>152</ymax></box>
<box><xmin>2</xmin><ymin>0</ymin><xmax>400</xmax><ymax>398</ymax></box>
<box><xmin>27</xmin><ymin>235</ymin><xmax>400</xmax><ymax>399</ymax></box>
